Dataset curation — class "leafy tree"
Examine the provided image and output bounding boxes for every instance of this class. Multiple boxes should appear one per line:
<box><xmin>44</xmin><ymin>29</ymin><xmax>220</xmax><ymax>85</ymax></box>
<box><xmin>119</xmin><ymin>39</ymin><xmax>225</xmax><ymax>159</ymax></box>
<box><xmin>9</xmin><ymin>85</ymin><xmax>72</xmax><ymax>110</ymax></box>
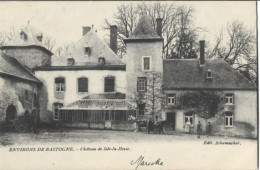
<box><xmin>103</xmin><ymin>2</ymin><xmax>203</xmax><ymax>59</ymax></box>
<box><xmin>178</xmin><ymin>90</ymin><xmax>223</xmax><ymax>119</ymax></box>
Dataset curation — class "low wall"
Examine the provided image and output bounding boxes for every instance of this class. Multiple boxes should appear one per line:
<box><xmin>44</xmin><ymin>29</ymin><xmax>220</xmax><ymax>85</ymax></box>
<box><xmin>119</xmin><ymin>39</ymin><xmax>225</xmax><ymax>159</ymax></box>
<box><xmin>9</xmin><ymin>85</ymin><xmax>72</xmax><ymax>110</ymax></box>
<box><xmin>111</xmin><ymin>122</ymin><xmax>136</xmax><ymax>131</ymax></box>
<box><xmin>58</xmin><ymin>121</ymin><xmax>136</xmax><ymax>131</ymax></box>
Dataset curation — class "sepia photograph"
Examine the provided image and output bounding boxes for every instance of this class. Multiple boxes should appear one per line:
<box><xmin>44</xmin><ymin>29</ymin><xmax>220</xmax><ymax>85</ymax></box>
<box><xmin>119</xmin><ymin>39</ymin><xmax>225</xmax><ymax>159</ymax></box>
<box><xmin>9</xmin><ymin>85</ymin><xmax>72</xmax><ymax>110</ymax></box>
<box><xmin>0</xmin><ymin>1</ymin><xmax>258</xmax><ymax>169</ymax></box>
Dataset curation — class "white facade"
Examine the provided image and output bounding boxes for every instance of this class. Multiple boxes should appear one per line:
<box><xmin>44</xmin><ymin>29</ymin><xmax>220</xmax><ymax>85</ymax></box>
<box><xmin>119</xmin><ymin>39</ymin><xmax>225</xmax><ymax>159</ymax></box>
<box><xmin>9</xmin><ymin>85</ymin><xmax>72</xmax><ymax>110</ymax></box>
<box><xmin>35</xmin><ymin>69</ymin><xmax>126</xmax><ymax>122</ymax></box>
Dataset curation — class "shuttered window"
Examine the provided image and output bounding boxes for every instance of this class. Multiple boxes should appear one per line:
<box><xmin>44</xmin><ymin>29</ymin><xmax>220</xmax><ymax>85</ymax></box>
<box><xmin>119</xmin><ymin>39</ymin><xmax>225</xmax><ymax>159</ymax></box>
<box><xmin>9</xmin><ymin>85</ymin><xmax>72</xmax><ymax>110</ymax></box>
<box><xmin>104</xmin><ymin>77</ymin><xmax>115</xmax><ymax>92</ymax></box>
<box><xmin>78</xmin><ymin>77</ymin><xmax>88</xmax><ymax>92</ymax></box>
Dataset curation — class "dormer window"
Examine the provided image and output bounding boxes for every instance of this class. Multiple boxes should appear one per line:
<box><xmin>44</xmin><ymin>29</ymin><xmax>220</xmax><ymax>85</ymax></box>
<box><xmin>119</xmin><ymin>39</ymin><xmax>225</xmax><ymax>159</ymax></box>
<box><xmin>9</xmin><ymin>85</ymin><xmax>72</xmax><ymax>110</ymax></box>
<box><xmin>206</xmin><ymin>69</ymin><xmax>212</xmax><ymax>79</ymax></box>
<box><xmin>20</xmin><ymin>31</ymin><xmax>27</xmax><ymax>40</ymax></box>
<box><xmin>98</xmin><ymin>57</ymin><xmax>105</xmax><ymax>64</ymax></box>
<box><xmin>84</xmin><ymin>47</ymin><xmax>91</xmax><ymax>56</ymax></box>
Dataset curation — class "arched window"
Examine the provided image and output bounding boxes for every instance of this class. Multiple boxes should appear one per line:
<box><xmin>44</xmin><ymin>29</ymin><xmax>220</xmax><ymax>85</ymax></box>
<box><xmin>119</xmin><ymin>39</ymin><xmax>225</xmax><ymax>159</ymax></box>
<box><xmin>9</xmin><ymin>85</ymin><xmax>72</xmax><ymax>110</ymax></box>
<box><xmin>55</xmin><ymin>77</ymin><xmax>65</xmax><ymax>92</ymax></box>
<box><xmin>104</xmin><ymin>76</ymin><xmax>115</xmax><ymax>92</ymax></box>
<box><xmin>206</xmin><ymin>69</ymin><xmax>213</xmax><ymax>79</ymax></box>
<box><xmin>78</xmin><ymin>77</ymin><xmax>88</xmax><ymax>92</ymax></box>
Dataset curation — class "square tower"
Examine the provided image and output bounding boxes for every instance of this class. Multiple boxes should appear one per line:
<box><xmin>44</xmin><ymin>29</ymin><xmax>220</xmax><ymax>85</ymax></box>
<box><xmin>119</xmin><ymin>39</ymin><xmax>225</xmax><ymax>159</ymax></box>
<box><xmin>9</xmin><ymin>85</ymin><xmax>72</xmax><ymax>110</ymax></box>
<box><xmin>124</xmin><ymin>16</ymin><xmax>164</xmax><ymax>119</ymax></box>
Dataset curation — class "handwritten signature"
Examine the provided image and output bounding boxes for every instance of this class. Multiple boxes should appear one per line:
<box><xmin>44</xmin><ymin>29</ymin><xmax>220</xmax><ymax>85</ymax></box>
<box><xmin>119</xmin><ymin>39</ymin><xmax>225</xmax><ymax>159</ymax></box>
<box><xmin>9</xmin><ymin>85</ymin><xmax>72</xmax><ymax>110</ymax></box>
<box><xmin>130</xmin><ymin>155</ymin><xmax>163</xmax><ymax>170</ymax></box>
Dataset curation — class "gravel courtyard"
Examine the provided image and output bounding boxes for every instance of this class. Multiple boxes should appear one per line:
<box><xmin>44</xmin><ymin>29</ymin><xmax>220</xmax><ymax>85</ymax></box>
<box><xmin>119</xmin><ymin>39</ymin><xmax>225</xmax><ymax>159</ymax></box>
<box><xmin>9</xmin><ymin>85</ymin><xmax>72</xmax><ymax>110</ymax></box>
<box><xmin>0</xmin><ymin>129</ymin><xmax>257</xmax><ymax>170</ymax></box>
<box><xmin>0</xmin><ymin>129</ymin><xmax>257</xmax><ymax>145</ymax></box>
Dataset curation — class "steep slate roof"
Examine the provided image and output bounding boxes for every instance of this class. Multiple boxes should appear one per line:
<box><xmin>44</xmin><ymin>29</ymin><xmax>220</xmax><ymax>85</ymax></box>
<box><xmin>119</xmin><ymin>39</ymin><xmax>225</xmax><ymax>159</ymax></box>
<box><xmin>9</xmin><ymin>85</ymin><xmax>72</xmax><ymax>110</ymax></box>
<box><xmin>6</xmin><ymin>24</ymin><xmax>44</xmax><ymax>47</ymax></box>
<box><xmin>52</xmin><ymin>30</ymin><xmax>124</xmax><ymax>66</ymax></box>
<box><xmin>163</xmin><ymin>59</ymin><xmax>255</xmax><ymax>90</ymax></box>
<box><xmin>0</xmin><ymin>54</ymin><xmax>41</xmax><ymax>83</ymax></box>
<box><xmin>2</xmin><ymin>24</ymin><xmax>52</xmax><ymax>55</ymax></box>
<box><xmin>123</xmin><ymin>15</ymin><xmax>163</xmax><ymax>42</ymax></box>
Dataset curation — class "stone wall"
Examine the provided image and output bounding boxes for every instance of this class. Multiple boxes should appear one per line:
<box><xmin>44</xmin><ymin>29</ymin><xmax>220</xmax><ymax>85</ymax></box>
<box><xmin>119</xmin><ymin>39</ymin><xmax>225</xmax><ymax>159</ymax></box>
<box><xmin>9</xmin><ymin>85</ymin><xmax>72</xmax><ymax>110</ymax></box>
<box><xmin>3</xmin><ymin>47</ymin><xmax>51</xmax><ymax>69</ymax></box>
<box><xmin>0</xmin><ymin>76</ymin><xmax>39</xmax><ymax>124</ymax></box>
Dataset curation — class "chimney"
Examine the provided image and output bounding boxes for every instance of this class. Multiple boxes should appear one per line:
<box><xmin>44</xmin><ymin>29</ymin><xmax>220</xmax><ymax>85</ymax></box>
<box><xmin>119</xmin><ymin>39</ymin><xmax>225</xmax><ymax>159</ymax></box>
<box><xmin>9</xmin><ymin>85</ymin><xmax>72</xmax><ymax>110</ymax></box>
<box><xmin>110</xmin><ymin>25</ymin><xmax>117</xmax><ymax>54</ymax></box>
<box><xmin>83</xmin><ymin>26</ymin><xmax>91</xmax><ymax>36</ymax></box>
<box><xmin>156</xmin><ymin>18</ymin><xmax>162</xmax><ymax>37</ymax></box>
<box><xmin>199</xmin><ymin>40</ymin><xmax>205</xmax><ymax>66</ymax></box>
<box><xmin>67</xmin><ymin>58</ymin><xmax>75</xmax><ymax>66</ymax></box>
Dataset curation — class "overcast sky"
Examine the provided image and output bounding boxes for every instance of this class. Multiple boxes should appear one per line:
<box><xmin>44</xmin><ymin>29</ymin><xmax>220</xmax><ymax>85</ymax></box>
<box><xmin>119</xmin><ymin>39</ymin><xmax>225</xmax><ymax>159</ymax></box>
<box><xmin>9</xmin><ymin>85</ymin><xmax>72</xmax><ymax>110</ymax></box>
<box><xmin>0</xmin><ymin>1</ymin><xmax>256</xmax><ymax>50</ymax></box>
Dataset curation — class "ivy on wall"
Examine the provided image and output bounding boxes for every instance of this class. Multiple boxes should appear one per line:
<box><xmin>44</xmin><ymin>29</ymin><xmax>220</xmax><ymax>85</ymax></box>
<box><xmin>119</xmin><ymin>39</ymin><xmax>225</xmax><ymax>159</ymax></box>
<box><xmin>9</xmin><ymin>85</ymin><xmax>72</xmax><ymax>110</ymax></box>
<box><xmin>178</xmin><ymin>90</ymin><xmax>223</xmax><ymax>119</ymax></box>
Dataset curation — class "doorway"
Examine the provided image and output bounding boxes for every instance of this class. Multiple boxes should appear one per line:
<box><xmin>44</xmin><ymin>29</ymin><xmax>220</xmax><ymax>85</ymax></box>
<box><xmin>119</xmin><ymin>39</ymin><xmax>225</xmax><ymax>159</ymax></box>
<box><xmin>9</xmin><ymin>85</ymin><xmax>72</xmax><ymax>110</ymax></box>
<box><xmin>167</xmin><ymin>112</ymin><xmax>175</xmax><ymax>130</ymax></box>
<box><xmin>6</xmin><ymin>105</ymin><xmax>17</xmax><ymax>124</ymax></box>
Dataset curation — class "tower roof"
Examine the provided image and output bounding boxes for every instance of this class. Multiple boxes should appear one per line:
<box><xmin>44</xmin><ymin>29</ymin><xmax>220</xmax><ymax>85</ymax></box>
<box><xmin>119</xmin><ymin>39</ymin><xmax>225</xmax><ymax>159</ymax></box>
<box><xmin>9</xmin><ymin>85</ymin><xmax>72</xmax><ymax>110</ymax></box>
<box><xmin>6</xmin><ymin>24</ymin><xmax>43</xmax><ymax>47</ymax></box>
<box><xmin>124</xmin><ymin>15</ymin><xmax>163</xmax><ymax>43</ymax></box>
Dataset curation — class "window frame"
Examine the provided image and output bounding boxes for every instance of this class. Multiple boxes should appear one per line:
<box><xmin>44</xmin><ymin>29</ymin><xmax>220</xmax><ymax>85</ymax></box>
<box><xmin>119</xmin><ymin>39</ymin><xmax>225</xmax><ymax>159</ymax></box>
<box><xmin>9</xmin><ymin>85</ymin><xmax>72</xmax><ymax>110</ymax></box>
<box><xmin>206</xmin><ymin>69</ymin><xmax>213</xmax><ymax>79</ymax></box>
<box><xmin>184</xmin><ymin>112</ymin><xmax>194</xmax><ymax>126</ymax></box>
<box><xmin>84</xmin><ymin>47</ymin><xmax>91</xmax><ymax>56</ymax></box>
<box><xmin>25</xmin><ymin>90</ymin><xmax>29</xmax><ymax>100</ymax></box>
<box><xmin>53</xmin><ymin>103</ymin><xmax>63</xmax><ymax>120</ymax></box>
<box><xmin>142</xmin><ymin>56</ymin><xmax>151</xmax><ymax>71</ymax></box>
<box><xmin>104</xmin><ymin>76</ymin><xmax>115</xmax><ymax>92</ymax></box>
<box><xmin>77</xmin><ymin>77</ymin><xmax>89</xmax><ymax>93</ymax></box>
<box><xmin>225</xmin><ymin>94</ymin><xmax>234</xmax><ymax>105</ymax></box>
<box><xmin>137</xmin><ymin>77</ymin><xmax>147</xmax><ymax>92</ymax></box>
<box><xmin>138</xmin><ymin>104</ymin><xmax>145</xmax><ymax>116</ymax></box>
<box><xmin>225</xmin><ymin>112</ymin><xmax>233</xmax><ymax>127</ymax></box>
<box><xmin>167</xmin><ymin>94</ymin><xmax>176</xmax><ymax>105</ymax></box>
<box><xmin>55</xmin><ymin>77</ymin><xmax>65</xmax><ymax>92</ymax></box>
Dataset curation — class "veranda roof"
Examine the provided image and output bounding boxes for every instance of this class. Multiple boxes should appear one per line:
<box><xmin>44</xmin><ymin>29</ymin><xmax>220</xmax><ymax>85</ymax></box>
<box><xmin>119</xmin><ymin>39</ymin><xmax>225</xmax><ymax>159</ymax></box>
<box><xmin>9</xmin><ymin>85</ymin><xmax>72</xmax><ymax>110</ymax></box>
<box><xmin>60</xmin><ymin>99</ymin><xmax>136</xmax><ymax>111</ymax></box>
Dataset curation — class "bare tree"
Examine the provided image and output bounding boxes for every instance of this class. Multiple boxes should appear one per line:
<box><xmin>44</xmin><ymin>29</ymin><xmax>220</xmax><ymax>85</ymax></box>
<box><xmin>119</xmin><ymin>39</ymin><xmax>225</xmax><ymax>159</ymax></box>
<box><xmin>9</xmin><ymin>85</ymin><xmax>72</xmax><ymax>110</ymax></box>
<box><xmin>43</xmin><ymin>36</ymin><xmax>56</xmax><ymax>51</ymax></box>
<box><xmin>0</xmin><ymin>27</ymin><xmax>18</xmax><ymax>46</ymax></box>
<box><xmin>103</xmin><ymin>2</ymin><xmax>204</xmax><ymax>58</ymax></box>
<box><xmin>127</xmin><ymin>72</ymin><xmax>165</xmax><ymax>120</ymax></box>
<box><xmin>208</xmin><ymin>21</ymin><xmax>257</xmax><ymax>84</ymax></box>
<box><xmin>55</xmin><ymin>43</ymin><xmax>70</xmax><ymax>57</ymax></box>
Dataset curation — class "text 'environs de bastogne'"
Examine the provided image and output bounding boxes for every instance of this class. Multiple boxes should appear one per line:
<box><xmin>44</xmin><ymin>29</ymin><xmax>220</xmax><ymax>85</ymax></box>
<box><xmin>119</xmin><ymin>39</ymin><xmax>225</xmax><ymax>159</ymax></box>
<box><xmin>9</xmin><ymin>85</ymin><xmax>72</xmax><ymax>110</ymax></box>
<box><xmin>8</xmin><ymin>146</ymin><xmax>130</xmax><ymax>152</ymax></box>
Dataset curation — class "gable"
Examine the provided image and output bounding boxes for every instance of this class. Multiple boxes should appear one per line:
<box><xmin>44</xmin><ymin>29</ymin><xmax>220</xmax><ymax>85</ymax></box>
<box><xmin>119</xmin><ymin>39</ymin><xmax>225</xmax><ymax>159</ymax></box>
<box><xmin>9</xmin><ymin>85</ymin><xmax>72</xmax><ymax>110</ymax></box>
<box><xmin>54</xmin><ymin>30</ymin><xmax>123</xmax><ymax>66</ymax></box>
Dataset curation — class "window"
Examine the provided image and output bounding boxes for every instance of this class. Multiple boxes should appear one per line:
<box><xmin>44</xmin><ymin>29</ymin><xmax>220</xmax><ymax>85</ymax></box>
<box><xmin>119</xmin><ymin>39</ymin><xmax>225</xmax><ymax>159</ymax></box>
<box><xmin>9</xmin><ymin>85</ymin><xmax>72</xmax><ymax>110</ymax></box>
<box><xmin>104</xmin><ymin>77</ymin><xmax>115</xmax><ymax>92</ymax></box>
<box><xmin>55</xmin><ymin>77</ymin><xmax>65</xmax><ymax>92</ymax></box>
<box><xmin>184</xmin><ymin>112</ymin><xmax>194</xmax><ymax>125</ymax></box>
<box><xmin>84</xmin><ymin>47</ymin><xmax>91</xmax><ymax>56</ymax></box>
<box><xmin>25</xmin><ymin>90</ymin><xmax>29</xmax><ymax>100</ymax></box>
<box><xmin>206</xmin><ymin>69</ymin><xmax>212</xmax><ymax>79</ymax></box>
<box><xmin>167</xmin><ymin>94</ymin><xmax>176</xmax><ymax>105</ymax></box>
<box><xmin>138</xmin><ymin>104</ymin><xmax>145</xmax><ymax>116</ymax></box>
<box><xmin>78</xmin><ymin>77</ymin><xmax>88</xmax><ymax>92</ymax></box>
<box><xmin>33</xmin><ymin>93</ymin><xmax>38</xmax><ymax>107</ymax></box>
<box><xmin>142</xmin><ymin>56</ymin><xmax>151</xmax><ymax>71</ymax></box>
<box><xmin>225</xmin><ymin>112</ymin><xmax>233</xmax><ymax>127</ymax></box>
<box><xmin>225</xmin><ymin>94</ymin><xmax>234</xmax><ymax>105</ymax></box>
<box><xmin>53</xmin><ymin>103</ymin><xmax>63</xmax><ymax>120</ymax></box>
<box><xmin>20</xmin><ymin>32</ymin><xmax>27</xmax><ymax>40</ymax></box>
<box><xmin>137</xmin><ymin>77</ymin><xmax>147</xmax><ymax>92</ymax></box>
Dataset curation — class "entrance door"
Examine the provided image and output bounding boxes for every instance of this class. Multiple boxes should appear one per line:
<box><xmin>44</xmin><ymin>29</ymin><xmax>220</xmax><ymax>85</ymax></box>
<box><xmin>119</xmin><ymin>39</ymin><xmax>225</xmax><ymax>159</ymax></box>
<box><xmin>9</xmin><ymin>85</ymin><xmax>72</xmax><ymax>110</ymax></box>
<box><xmin>167</xmin><ymin>112</ymin><xmax>175</xmax><ymax>130</ymax></box>
<box><xmin>6</xmin><ymin>105</ymin><xmax>16</xmax><ymax>124</ymax></box>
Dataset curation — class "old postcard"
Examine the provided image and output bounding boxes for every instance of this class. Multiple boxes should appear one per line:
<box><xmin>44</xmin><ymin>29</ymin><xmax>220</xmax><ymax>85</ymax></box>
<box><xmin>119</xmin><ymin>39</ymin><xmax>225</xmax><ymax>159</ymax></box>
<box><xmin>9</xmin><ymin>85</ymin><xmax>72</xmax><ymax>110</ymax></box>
<box><xmin>0</xmin><ymin>1</ymin><xmax>258</xmax><ymax>170</ymax></box>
